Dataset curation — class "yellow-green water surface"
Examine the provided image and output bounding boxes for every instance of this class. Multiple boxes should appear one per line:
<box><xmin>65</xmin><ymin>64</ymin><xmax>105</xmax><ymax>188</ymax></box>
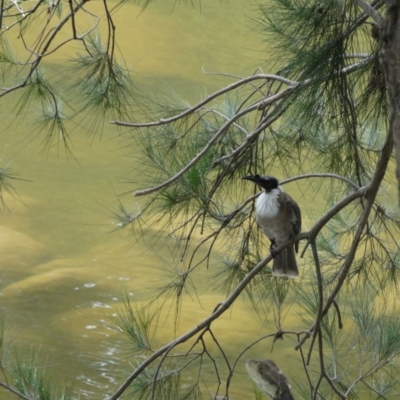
<box><xmin>0</xmin><ymin>1</ymin><xmax>286</xmax><ymax>399</ymax></box>
<box><xmin>1</xmin><ymin>1</ymin><xmax>393</xmax><ymax>399</ymax></box>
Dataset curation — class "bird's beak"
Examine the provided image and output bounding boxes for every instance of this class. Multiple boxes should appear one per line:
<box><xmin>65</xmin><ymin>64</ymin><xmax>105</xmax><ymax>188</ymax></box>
<box><xmin>243</xmin><ymin>175</ymin><xmax>272</xmax><ymax>190</ymax></box>
<box><xmin>242</xmin><ymin>175</ymin><xmax>256</xmax><ymax>182</ymax></box>
<box><xmin>242</xmin><ymin>175</ymin><xmax>267</xmax><ymax>185</ymax></box>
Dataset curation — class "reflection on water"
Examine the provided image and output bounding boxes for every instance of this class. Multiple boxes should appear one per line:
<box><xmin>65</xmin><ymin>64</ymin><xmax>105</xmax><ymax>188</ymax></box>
<box><xmin>75</xmin><ymin>339</ymin><xmax>123</xmax><ymax>398</ymax></box>
<box><xmin>0</xmin><ymin>0</ymin><xmax>280</xmax><ymax>399</ymax></box>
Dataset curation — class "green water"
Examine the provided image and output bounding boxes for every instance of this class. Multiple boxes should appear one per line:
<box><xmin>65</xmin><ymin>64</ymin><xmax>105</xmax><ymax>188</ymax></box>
<box><xmin>0</xmin><ymin>1</ymin><xmax>280</xmax><ymax>399</ymax></box>
<box><xmin>2</xmin><ymin>1</ymin><xmax>394</xmax><ymax>399</ymax></box>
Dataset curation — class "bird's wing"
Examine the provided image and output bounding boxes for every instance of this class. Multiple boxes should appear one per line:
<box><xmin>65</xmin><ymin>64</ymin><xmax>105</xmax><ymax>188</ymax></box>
<box><xmin>281</xmin><ymin>192</ymin><xmax>301</xmax><ymax>252</ymax></box>
<box><xmin>291</xmin><ymin>199</ymin><xmax>301</xmax><ymax>234</ymax></box>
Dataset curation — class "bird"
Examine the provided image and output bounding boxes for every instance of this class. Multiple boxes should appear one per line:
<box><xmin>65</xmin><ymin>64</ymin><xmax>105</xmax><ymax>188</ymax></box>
<box><xmin>246</xmin><ymin>359</ymin><xmax>295</xmax><ymax>400</ymax></box>
<box><xmin>242</xmin><ymin>175</ymin><xmax>301</xmax><ymax>277</ymax></box>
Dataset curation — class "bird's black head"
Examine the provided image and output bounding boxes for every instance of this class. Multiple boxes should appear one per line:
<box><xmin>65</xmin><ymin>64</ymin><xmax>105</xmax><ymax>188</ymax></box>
<box><xmin>242</xmin><ymin>174</ymin><xmax>279</xmax><ymax>192</ymax></box>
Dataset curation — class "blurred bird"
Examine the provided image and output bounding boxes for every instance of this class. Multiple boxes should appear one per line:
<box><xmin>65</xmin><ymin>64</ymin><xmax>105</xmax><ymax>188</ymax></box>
<box><xmin>243</xmin><ymin>175</ymin><xmax>301</xmax><ymax>277</ymax></box>
<box><xmin>246</xmin><ymin>359</ymin><xmax>295</xmax><ymax>400</ymax></box>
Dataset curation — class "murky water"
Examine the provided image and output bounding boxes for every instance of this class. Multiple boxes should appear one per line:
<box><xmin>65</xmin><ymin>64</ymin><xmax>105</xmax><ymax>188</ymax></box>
<box><xmin>2</xmin><ymin>1</ymin><xmax>394</xmax><ymax>399</ymax></box>
<box><xmin>0</xmin><ymin>1</ymin><xmax>280</xmax><ymax>398</ymax></box>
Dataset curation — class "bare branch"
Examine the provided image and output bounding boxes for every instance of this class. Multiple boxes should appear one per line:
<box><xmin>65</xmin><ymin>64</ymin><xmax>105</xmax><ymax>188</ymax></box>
<box><xmin>352</xmin><ymin>0</ymin><xmax>384</xmax><ymax>26</ymax></box>
<box><xmin>306</xmin><ymin>240</ymin><xmax>324</xmax><ymax>366</ymax></box>
<box><xmin>110</xmin><ymin>74</ymin><xmax>297</xmax><ymax>128</ymax></box>
<box><xmin>332</xmin><ymin>300</ymin><xmax>343</xmax><ymax>329</ymax></box>
<box><xmin>344</xmin><ymin>358</ymin><xmax>393</xmax><ymax>397</ymax></box>
<box><xmin>9</xmin><ymin>0</ymin><xmax>25</xmax><ymax>17</ymax></box>
<box><xmin>282</xmin><ymin>173</ymin><xmax>360</xmax><ymax>190</ymax></box>
<box><xmin>319</xmin><ymin>332</ymin><xmax>347</xmax><ymax>399</ymax></box>
<box><xmin>205</xmin><ymin>108</ymin><xmax>249</xmax><ymax>137</ymax></box>
<box><xmin>0</xmin><ymin>381</ymin><xmax>32</xmax><ymax>400</ymax></box>
<box><xmin>211</xmin><ymin>106</ymin><xmax>287</xmax><ymax>167</ymax></box>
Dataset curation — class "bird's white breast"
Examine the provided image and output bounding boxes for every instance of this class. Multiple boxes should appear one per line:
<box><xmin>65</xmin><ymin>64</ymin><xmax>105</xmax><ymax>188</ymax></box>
<box><xmin>255</xmin><ymin>188</ymin><xmax>281</xmax><ymax>218</ymax></box>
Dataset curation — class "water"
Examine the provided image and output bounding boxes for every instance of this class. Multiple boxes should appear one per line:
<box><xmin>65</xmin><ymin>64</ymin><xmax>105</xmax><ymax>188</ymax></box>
<box><xmin>2</xmin><ymin>2</ymin><xmax>395</xmax><ymax>399</ymax></box>
<box><xmin>0</xmin><ymin>1</ymin><xmax>273</xmax><ymax>398</ymax></box>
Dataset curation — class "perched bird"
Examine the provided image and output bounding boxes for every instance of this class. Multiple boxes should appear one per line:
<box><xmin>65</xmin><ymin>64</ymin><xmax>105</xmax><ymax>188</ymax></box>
<box><xmin>243</xmin><ymin>175</ymin><xmax>301</xmax><ymax>277</ymax></box>
<box><xmin>246</xmin><ymin>359</ymin><xmax>295</xmax><ymax>400</ymax></box>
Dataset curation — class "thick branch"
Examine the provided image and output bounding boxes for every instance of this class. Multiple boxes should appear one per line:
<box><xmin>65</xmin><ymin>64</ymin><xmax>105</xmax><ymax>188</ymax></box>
<box><xmin>296</xmin><ymin>128</ymin><xmax>393</xmax><ymax>350</ymax></box>
<box><xmin>321</xmin><ymin>117</ymin><xmax>393</xmax><ymax>318</ymax></box>
<box><xmin>381</xmin><ymin>1</ymin><xmax>400</xmax><ymax>202</ymax></box>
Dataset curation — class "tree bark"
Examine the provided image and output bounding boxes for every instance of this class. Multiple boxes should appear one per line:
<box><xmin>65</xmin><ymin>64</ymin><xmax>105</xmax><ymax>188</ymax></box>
<box><xmin>381</xmin><ymin>1</ymin><xmax>400</xmax><ymax>201</ymax></box>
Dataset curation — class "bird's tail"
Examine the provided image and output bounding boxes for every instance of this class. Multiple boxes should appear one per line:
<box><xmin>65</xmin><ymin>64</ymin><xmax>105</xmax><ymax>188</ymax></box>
<box><xmin>272</xmin><ymin>246</ymin><xmax>299</xmax><ymax>278</ymax></box>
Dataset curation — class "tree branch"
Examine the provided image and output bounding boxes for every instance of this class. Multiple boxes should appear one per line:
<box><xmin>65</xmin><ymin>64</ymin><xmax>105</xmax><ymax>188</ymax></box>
<box><xmin>282</xmin><ymin>173</ymin><xmax>360</xmax><ymax>190</ymax></box>
<box><xmin>106</xmin><ymin>250</ymin><xmax>275</xmax><ymax>400</ymax></box>
<box><xmin>296</xmin><ymin>129</ymin><xmax>393</xmax><ymax>350</ymax></box>
<box><xmin>352</xmin><ymin>0</ymin><xmax>384</xmax><ymax>26</ymax></box>
<box><xmin>381</xmin><ymin>0</ymin><xmax>400</xmax><ymax>201</ymax></box>
<box><xmin>110</xmin><ymin>74</ymin><xmax>296</xmax><ymax>128</ymax></box>
<box><xmin>108</xmin><ymin>176</ymin><xmax>373</xmax><ymax>399</ymax></box>
<box><xmin>0</xmin><ymin>381</ymin><xmax>32</xmax><ymax>400</ymax></box>
<box><xmin>306</xmin><ymin>240</ymin><xmax>324</xmax><ymax>366</ymax></box>
<box><xmin>133</xmin><ymin>103</ymin><xmax>262</xmax><ymax>197</ymax></box>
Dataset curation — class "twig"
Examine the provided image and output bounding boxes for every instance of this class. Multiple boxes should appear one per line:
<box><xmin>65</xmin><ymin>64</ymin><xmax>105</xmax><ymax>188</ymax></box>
<box><xmin>150</xmin><ymin>342</ymin><xmax>176</xmax><ymax>400</ymax></box>
<box><xmin>201</xmin><ymin>67</ymin><xmax>297</xmax><ymax>86</ymax></box>
<box><xmin>0</xmin><ymin>381</ymin><xmax>32</xmax><ymax>400</ymax></box>
<box><xmin>0</xmin><ymin>0</ymin><xmax>5</xmax><ymax>31</ymax></box>
<box><xmin>306</xmin><ymin>239</ymin><xmax>324</xmax><ymax>365</ymax></box>
<box><xmin>132</xmin><ymin>55</ymin><xmax>373</xmax><ymax>198</ymax></box>
<box><xmin>352</xmin><ymin>0</ymin><xmax>383</xmax><ymax>25</ymax></box>
<box><xmin>318</xmin><ymin>331</ymin><xmax>347</xmax><ymax>399</ymax></box>
<box><xmin>133</xmin><ymin>102</ymin><xmax>262</xmax><ymax>197</ymax></box>
<box><xmin>201</xmin><ymin>336</ymin><xmax>223</xmax><ymax>397</ymax></box>
<box><xmin>68</xmin><ymin>0</ymin><xmax>77</xmax><ymax>38</ymax></box>
<box><xmin>319</xmin><ymin>129</ymin><xmax>393</xmax><ymax>320</ymax></box>
<box><xmin>298</xmin><ymin>338</ymin><xmax>315</xmax><ymax>397</ymax></box>
<box><xmin>168</xmin><ymin>211</ymin><xmax>203</xmax><ymax>238</ymax></box>
<box><xmin>110</xmin><ymin>74</ymin><xmax>296</xmax><ymax>128</ymax></box>
<box><xmin>10</xmin><ymin>0</ymin><xmax>25</xmax><ymax>17</ymax></box>
<box><xmin>102</xmin><ymin>0</ymin><xmax>116</xmax><ymax>60</ymax></box>
<box><xmin>312</xmin><ymin>370</ymin><xmax>324</xmax><ymax>400</ymax></box>
<box><xmin>332</xmin><ymin>300</ymin><xmax>343</xmax><ymax>329</ymax></box>
<box><xmin>205</xmin><ymin>108</ymin><xmax>249</xmax><ymax>137</ymax></box>
<box><xmin>226</xmin><ymin>332</ymin><xmax>278</xmax><ymax>393</ymax></box>
<box><xmin>208</xmin><ymin>329</ymin><xmax>232</xmax><ymax>375</ymax></box>
<box><xmin>344</xmin><ymin>358</ymin><xmax>390</xmax><ymax>396</ymax></box>
<box><xmin>281</xmin><ymin>173</ymin><xmax>359</xmax><ymax>190</ymax></box>
<box><xmin>211</xmin><ymin>106</ymin><xmax>287</xmax><ymax>167</ymax></box>
<box><xmin>0</xmin><ymin>0</ymin><xmax>46</xmax><ymax>33</ymax></box>
<box><xmin>0</xmin><ymin>0</ymin><xmax>91</xmax><ymax>98</ymax></box>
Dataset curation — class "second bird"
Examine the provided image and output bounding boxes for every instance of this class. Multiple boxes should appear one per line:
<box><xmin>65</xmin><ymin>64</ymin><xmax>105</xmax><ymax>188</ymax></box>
<box><xmin>243</xmin><ymin>175</ymin><xmax>301</xmax><ymax>278</ymax></box>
